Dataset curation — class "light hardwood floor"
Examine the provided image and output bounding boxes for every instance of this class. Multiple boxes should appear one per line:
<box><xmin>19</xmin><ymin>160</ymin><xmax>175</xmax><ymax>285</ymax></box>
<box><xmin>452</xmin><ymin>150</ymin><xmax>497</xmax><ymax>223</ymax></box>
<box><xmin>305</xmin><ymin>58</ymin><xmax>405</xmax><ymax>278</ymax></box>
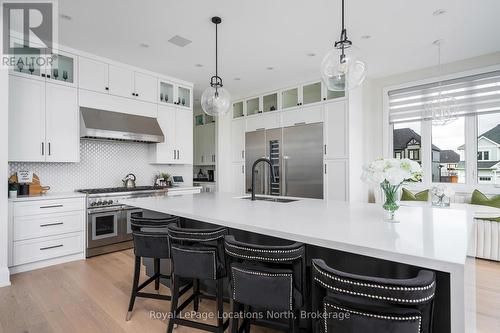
<box><xmin>0</xmin><ymin>250</ymin><xmax>498</xmax><ymax>333</ymax></box>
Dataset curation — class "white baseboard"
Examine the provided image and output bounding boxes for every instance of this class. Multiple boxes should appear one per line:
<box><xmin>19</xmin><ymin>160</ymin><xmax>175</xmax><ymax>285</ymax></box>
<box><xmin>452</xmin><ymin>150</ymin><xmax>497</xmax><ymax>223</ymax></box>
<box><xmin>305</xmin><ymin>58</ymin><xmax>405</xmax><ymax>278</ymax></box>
<box><xmin>9</xmin><ymin>252</ymin><xmax>85</xmax><ymax>275</ymax></box>
<box><xmin>0</xmin><ymin>266</ymin><xmax>11</xmax><ymax>287</ymax></box>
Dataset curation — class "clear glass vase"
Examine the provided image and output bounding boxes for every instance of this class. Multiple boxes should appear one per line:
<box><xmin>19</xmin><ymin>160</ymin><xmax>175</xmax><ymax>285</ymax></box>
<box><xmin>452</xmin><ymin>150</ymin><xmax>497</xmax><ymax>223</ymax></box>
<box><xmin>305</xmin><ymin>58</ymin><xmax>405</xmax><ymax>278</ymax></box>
<box><xmin>381</xmin><ymin>180</ymin><xmax>400</xmax><ymax>220</ymax></box>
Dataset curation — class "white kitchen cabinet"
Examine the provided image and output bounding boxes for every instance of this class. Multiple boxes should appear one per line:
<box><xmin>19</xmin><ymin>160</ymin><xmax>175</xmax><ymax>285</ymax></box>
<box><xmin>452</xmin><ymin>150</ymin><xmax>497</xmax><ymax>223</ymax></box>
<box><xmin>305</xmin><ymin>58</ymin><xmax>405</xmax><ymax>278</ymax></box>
<box><xmin>150</xmin><ymin>105</ymin><xmax>193</xmax><ymax>164</ymax></box>
<box><xmin>324</xmin><ymin>100</ymin><xmax>348</xmax><ymax>159</ymax></box>
<box><xmin>175</xmin><ymin>109</ymin><xmax>193</xmax><ymax>164</ymax></box>
<box><xmin>45</xmin><ymin>83</ymin><xmax>79</xmax><ymax>162</ymax></box>
<box><xmin>151</xmin><ymin>104</ymin><xmax>177</xmax><ymax>163</ymax></box>
<box><xmin>324</xmin><ymin>159</ymin><xmax>348</xmax><ymax>201</ymax></box>
<box><xmin>45</xmin><ymin>83</ymin><xmax>80</xmax><ymax>162</ymax></box>
<box><xmin>78</xmin><ymin>56</ymin><xmax>109</xmax><ymax>93</ymax></box>
<box><xmin>134</xmin><ymin>72</ymin><xmax>157</xmax><ymax>103</ymax></box>
<box><xmin>231</xmin><ymin>118</ymin><xmax>245</xmax><ymax>162</ymax></box>
<box><xmin>108</xmin><ymin>65</ymin><xmax>134</xmax><ymax>99</ymax></box>
<box><xmin>246</xmin><ymin>112</ymin><xmax>280</xmax><ymax>132</ymax></box>
<box><xmin>231</xmin><ymin>162</ymin><xmax>246</xmax><ymax>194</ymax></box>
<box><xmin>8</xmin><ymin>75</ymin><xmax>46</xmax><ymax>162</ymax></box>
<box><xmin>8</xmin><ymin>75</ymin><xmax>80</xmax><ymax>163</ymax></box>
<box><xmin>281</xmin><ymin>104</ymin><xmax>323</xmax><ymax>128</ymax></box>
<box><xmin>8</xmin><ymin>195</ymin><xmax>86</xmax><ymax>273</ymax></box>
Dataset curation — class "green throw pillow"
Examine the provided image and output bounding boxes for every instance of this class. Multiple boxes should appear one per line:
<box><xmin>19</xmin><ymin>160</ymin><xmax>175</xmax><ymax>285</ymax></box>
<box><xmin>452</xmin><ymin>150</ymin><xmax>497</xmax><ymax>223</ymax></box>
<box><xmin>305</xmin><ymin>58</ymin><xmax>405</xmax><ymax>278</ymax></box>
<box><xmin>401</xmin><ymin>188</ymin><xmax>429</xmax><ymax>201</ymax></box>
<box><xmin>471</xmin><ymin>189</ymin><xmax>500</xmax><ymax>222</ymax></box>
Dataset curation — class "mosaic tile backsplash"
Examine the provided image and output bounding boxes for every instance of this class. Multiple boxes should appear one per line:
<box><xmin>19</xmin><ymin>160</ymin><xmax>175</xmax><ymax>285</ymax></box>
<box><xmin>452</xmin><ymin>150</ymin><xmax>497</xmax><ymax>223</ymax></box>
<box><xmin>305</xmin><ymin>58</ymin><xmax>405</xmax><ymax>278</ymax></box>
<box><xmin>9</xmin><ymin>140</ymin><xmax>193</xmax><ymax>192</ymax></box>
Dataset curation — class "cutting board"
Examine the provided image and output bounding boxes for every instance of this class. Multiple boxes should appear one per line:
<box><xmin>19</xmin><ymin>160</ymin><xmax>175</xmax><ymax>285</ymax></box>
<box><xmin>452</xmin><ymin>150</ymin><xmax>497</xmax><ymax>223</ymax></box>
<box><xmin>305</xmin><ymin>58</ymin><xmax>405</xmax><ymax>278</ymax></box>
<box><xmin>9</xmin><ymin>173</ymin><xmax>50</xmax><ymax>195</ymax></box>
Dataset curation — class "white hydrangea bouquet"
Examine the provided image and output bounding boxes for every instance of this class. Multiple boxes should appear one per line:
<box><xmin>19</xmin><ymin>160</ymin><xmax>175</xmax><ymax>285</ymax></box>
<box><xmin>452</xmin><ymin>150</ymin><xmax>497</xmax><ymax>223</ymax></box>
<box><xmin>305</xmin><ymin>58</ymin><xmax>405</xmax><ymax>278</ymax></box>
<box><xmin>362</xmin><ymin>158</ymin><xmax>423</xmax><ymax>219</ymax></box>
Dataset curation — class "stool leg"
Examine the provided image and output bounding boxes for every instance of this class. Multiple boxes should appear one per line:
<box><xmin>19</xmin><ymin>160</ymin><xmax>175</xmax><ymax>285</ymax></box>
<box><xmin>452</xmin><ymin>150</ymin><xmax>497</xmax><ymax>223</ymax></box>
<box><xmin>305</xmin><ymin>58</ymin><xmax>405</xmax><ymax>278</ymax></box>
<box><xmin>216</xmin><ymin>279</ymin><xmax>224</xmax><ymax>333</ymax></box>
<box><xmin>230</xmin><ymin>299</ymin><xmax>239</xmax><ymax>333</ymax></box>
<box><xmin>167</xmin><ymin>275</ymin><xmax>180</xmax><ymax>333</ymax></box>
<box><xmin>193</xmin><ymin>279</ymin><xmax>200</xmax><ymax>312</ymax></box>
<box><xmin>244</xmin><ymin>305</ymin><xmax>251</xmax><ymax>333</ymax></box>
<box><xmin>126</xmin><ymin>256</ymin><xmax>141</xmax><ymax>321</ymax></box>
<box><xmin>154</xmin><ymin>258</ymin><xmax>160</xmax><ymax>292</ymax></box>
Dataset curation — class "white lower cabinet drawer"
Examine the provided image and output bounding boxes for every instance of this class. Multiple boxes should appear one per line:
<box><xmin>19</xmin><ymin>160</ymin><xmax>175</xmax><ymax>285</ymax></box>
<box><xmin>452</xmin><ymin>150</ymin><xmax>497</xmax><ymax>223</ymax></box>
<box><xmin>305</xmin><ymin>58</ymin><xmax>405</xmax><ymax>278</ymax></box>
<box><xmin>13</xmin><ymin>198</ymin><xmax>85</xmax><ymax>217</ymax></box>
<box><xmin>13</xmin><ymin>211</ymin><xmax>84</xmax><ymax>241</ymax></box>
<box><xmin>13</xmin><ymin>232</ymin><xmax>83</xmax><ymax>266</ymax></box>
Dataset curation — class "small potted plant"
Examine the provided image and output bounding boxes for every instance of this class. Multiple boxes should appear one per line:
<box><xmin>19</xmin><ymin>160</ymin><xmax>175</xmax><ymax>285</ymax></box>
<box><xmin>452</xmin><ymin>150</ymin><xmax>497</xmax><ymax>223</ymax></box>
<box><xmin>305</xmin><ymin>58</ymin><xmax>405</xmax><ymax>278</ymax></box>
<box><xmin>159</xmin><ymin>172</ymin><xmax>171</xmax><ymax>187</ymax></box>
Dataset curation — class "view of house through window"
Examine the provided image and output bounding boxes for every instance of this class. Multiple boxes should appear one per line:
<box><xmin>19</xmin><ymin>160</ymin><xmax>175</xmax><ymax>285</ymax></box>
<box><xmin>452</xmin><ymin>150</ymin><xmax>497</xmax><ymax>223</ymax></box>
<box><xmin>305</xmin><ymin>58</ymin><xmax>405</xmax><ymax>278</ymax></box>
<box><xmin>393</xmin><ymin>122</ymin><xmax>422</xmax><ymax>162</ymax></box>
<box><xmin>477</xmin><ymin>113</ymin><xmax>500</xmax><ymax>184</ymax></box>
<box><xmin>432</xmin><ymin>117</ymin><xmax>465</xmax><ymax>183</ymax></box>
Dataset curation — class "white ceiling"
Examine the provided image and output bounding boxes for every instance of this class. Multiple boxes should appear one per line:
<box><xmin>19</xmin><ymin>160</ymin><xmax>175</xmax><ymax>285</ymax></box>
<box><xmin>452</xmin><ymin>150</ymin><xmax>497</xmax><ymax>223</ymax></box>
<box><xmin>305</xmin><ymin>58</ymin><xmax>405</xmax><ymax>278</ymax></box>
<box><xmin>58</xmin><ymin>0</ymin><xmax>500</xmax><ymax>100</ymax></box>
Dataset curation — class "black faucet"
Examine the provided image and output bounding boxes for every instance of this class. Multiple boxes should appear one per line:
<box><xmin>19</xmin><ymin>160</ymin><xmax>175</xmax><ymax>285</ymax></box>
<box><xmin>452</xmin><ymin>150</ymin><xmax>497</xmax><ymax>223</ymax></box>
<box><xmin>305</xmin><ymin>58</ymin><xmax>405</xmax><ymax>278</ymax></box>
<box><xmin>251</xmin><ymin>158</ymin><xmax>277</xmax><ymax>201</ymax></box>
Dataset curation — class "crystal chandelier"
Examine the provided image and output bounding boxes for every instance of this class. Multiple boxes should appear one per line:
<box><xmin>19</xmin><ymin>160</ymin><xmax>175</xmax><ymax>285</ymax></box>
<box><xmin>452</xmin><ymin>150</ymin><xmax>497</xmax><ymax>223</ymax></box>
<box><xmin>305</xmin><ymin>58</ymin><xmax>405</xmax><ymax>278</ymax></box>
<box><xmin>425</xmin><ymin>40</ymin><xmax>458</xmax><ymax>126</ymax></box>
<box><xmin>320</xmin><ymin>0</ymin><xmax>366</xmax><ymax>91</ymax></box>
<box><xmin>201</xmin><ymin>16</ymin><xmax>231</xmax><ymax>117</ymax></box>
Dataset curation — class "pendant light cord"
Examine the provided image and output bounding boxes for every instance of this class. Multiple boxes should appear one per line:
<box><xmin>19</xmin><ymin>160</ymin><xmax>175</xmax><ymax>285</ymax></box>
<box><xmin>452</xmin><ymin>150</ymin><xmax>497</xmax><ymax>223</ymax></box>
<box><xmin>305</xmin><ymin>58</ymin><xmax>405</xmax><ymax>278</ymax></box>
<box><xmin>215</xmin><ymin>22</ymin><xmax>218</xmax><ymax>79</ymax></box>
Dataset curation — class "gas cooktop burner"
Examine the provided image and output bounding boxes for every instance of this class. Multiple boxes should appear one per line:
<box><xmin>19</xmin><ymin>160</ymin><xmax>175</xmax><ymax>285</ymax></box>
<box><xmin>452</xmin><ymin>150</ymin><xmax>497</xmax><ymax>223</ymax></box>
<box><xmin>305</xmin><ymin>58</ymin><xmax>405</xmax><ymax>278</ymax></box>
<box><xmin>77</xmin><ymin>186</ymin><xmax>166</xmax><ymax>195</ymax></box>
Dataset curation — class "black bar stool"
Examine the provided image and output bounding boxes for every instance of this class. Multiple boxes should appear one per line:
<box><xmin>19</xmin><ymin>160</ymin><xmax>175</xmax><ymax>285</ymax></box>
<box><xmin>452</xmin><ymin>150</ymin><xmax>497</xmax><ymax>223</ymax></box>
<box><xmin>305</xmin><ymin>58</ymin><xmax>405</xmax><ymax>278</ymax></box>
<box><xmin>311</xmin><ymin>259</ymin><xmax>436</xmax><ymax>333</ymax></box>
<box><xmin>224</xmin><ymin>235</ymin><xmax>306</xmax><ymax>333</ymax></box>
<box><xmin>126</xmin><ymin>215</ymin><xmax>189</xmax><ymax>321</ymax></box>
<box><xmin>167</xmin><ymin>224</ymin><xmax>229</xmax><ymax>333</ymax></box>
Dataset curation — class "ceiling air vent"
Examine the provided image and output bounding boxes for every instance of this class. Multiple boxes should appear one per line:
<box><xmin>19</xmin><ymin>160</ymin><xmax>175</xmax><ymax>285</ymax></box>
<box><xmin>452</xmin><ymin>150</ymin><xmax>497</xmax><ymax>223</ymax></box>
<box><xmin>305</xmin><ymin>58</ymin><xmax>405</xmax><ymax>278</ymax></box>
<box><xmin>168</xmin><ymin>35</ymin><xmax>192</xmax><ymax>47</ymax></box>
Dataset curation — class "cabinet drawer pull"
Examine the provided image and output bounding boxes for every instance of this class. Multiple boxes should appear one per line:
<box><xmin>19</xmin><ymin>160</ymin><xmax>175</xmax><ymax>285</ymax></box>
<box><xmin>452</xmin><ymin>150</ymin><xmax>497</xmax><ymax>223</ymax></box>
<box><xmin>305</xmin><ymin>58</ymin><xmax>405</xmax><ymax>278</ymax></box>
<box><xmin>41</xmin><ymin>142</ymin><xmax>44</xmax><ymax>155</ymax></box>
<box><xmin>48</xmin><ymin>142</ymin><xmax>51</xmax><ymax>156</ymax></box>
<box><xmin>40</xmin><ymin>244</ymin><xmax>63</xmax><ymax>251</ymax></box>
<box><xmin>294</xmin><ymin>122</ymin><xmax>306</xmax><ymax>126</ymax></box>
<box><xmin>40</xmin><ymin>222</ymin><xmax>64</xmax><ymax>227</ymax></box>
<box><xmin>241</xmin><ymin>150</ymin><xmax>244</xmax><ymax>158</ymax></box>
<box><xmin>324</xmin><ymin>144</ymin><xmax>327</xmax><ymax>155</ymax></box>
<box><xmin>40</xmin><ymin>204</ymin><xmax>63</xmax><ymax>209</ymax></box>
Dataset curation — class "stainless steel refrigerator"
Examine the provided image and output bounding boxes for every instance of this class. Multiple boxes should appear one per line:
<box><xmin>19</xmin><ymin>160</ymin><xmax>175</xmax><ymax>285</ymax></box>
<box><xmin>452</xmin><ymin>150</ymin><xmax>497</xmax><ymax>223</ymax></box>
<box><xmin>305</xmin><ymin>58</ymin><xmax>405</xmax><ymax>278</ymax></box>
<box><xmin>245</xmin><ymin>123</ymin><xmax>324</xmax><ymax>199</ymax></box>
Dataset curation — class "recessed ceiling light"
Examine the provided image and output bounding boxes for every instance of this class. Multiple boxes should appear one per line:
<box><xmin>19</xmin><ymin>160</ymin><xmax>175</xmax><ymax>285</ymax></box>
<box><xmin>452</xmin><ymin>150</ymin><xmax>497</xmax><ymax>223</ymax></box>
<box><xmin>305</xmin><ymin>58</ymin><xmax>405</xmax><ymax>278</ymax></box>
<box><xmin>307</xmin><ymin>53</ymin><xmax>316</xmax><ymax>57</ymax></box>
<box><xmin>361</xmin><ymin>35</ymin><xmax>371</xmax><ymax>39</ymax></box>
<box><xmin>433</xmin><ymin>9</ymin><xmax>446</xmax><ymax>16</ymax></box>
<box><xmin>59</xmin><ymin>14</ymin><xmax>72</xmax><ymax>20</ymax></box>
<box><xmin>266</xmin><ymin>67</ymin><xmax>274</xmax><ymax>70</ymax></box>
<box><xmin>234</xmin><ymin>77</ymin><xmax>241</xmax><ymax>81</ymax></box>
<box><xmin>195</xmin><ymin>64</ymin><xmax>203</xmax><ymax>67</ymax></box>
<box><xmin>139</xmin><ymin>43</ymin><xmax>149</xmax><ymax>48</ymax></box>
<box><xmin>168</xmin><ymin>35</ymin><xmax>192</xmax><ymax>47</ymax></box>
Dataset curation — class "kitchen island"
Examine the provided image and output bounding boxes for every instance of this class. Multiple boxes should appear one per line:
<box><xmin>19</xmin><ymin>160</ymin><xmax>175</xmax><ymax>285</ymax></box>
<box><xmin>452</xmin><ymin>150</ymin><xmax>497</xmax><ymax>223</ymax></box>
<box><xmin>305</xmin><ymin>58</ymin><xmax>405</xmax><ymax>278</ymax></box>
<box><xmin>123</xmin><ymin>192</ymin><xmax>500</xmax><ymax>333</ymax></box>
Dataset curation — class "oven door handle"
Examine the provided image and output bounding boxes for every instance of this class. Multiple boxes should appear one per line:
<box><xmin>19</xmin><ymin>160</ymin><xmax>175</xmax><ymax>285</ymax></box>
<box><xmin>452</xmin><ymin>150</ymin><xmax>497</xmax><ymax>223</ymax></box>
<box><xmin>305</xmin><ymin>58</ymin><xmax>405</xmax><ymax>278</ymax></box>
<box><xmin>88</xmin><ymin>207</ymin><xmax>123</xmax><ymax>214</ymax></box>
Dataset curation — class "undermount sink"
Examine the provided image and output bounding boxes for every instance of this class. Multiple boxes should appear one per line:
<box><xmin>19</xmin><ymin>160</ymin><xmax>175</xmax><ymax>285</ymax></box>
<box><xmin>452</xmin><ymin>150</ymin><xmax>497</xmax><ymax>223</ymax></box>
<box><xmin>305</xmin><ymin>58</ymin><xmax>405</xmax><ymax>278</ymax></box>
<box><xmin>241</xmin><ymin>196</ymin><xmax>298</xmax><ymax>203</ymax></box>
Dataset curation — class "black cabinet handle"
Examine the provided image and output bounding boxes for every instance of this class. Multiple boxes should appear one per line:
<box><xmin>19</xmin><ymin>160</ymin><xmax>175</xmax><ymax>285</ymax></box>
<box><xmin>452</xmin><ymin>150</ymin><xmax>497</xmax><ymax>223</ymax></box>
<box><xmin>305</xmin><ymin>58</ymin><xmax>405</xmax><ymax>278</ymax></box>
<box><xmin>47</xmin><ymin>75</ymin><xmax>50</xmax><ymax>78</ymax></box>
<box><xmin>323</xmin><ymin>97</ymin><xmax>326</xmax><ymax>100</ymax></box>
<box><xmin>40</xmin><ymin>244</ymin><xmax>63</xmax><ymax>251</ymax></box>
<box><xmin>105</xmin><ymin>87</ymin><xmax>109</xmax><ymax>91</ymax></box>
<box><xmin>41</xmin><ymin>74</ymin><xmax>46</xmax><ymax>78</ymax></box>
<box><xmin>41</xmin><ymin>142</ymin><xmax>44</xmax><ymax>155</ymax></box>
<box><xmin>40</xmin><ymin>204</ymin><xmax>63</xmax><ymax>209</ymax></box>
<box><xmin>48</xmin><ymin>142</ymin><xmax>51</xmax><ymax>156</ymax></box>
<box><xmin>40</xmin><ymin>222</ymin><xmax>63</xmax><ymax>227</ymax></box>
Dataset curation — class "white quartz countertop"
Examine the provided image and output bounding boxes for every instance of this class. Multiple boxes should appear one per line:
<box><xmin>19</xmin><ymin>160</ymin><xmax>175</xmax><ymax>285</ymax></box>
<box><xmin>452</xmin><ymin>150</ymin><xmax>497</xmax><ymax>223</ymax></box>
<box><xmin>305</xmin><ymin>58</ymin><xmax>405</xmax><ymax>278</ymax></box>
<box><xmin>8</xmin><ymin>191</ymin><xmax>86</xmax><ymax>202</ymax></box>
<box><xmin>122</xmin><ymin>192</ymin><xmax>500</xmax><ymax>272</ymax></box>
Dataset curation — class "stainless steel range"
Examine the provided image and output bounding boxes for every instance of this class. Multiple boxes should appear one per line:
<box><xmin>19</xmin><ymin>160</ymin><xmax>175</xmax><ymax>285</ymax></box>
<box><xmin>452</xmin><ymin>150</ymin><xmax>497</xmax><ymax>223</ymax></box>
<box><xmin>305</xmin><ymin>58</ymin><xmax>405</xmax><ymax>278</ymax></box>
<box><xmin>77</xmin><ymin>186</ymin><xmax>168</xmax><ymax>257</ymax></box>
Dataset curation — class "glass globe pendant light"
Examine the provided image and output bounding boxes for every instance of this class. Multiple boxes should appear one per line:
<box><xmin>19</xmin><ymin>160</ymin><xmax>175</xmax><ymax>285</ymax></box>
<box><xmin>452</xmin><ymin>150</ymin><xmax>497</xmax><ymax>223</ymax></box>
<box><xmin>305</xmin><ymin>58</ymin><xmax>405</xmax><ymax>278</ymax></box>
<box><xmin>320</xmin><ymin>0</ymin><xmax>366</xmax><ymax>91</ymax></box>
<box><xmin>201</xmin><ymin>16</ymin><xmax>231</xmax><ymax>116</ymax></box>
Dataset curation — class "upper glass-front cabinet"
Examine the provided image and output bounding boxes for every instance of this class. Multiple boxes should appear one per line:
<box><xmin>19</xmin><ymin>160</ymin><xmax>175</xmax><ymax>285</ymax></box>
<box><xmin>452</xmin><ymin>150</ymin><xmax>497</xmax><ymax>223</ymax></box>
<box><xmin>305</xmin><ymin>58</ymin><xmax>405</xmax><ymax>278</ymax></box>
<box><xmin>246</xmin><ymin>97</ymin><xmax>260</xmax><ymax>115</ymax></box>
<box><xmin>326</xmin><ymin>89</ymin><xmax>346</xmax><ymax>100</ymax></box>
<box><xmin>263</xmin><ymin>92</ymin><xmax>278</xmax><ymax>112</ymax></box>
<box><xmin>177</xmin><ymin>86</ymin><xmax>191</xmax><ymax>108</ymax></box>
<box><xmin>48</xmin><ymin>51</ymin><xmax>76</xmax><ymax>84</ymax></box>
<box><xmin>302</xmin><ymin>82</ymin><xmax>322</xmax><ymax>105</ymax></box>
<box><xmin>159</xmin><ymin>81</ymin><xmax>174</xmax><ymax>104</ymax></box>
<box><xmin>282</xmin><ymin>87</ymin><xmax>299</xmax><ymax>109</ymax></box>
<box><xmin>233</xmin><ymin>101</ymin><xmax>244</xmax><ymax>118</ymax></box>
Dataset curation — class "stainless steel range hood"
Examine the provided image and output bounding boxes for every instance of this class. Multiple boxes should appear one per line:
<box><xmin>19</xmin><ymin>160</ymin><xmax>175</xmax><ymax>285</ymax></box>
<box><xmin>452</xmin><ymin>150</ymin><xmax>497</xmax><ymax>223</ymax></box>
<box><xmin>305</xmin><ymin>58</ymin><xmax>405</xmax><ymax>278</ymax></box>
<box><xmin>80</xmin><ymin>107</ymin><xmax>164</xmax><ymax>143</ymax></box>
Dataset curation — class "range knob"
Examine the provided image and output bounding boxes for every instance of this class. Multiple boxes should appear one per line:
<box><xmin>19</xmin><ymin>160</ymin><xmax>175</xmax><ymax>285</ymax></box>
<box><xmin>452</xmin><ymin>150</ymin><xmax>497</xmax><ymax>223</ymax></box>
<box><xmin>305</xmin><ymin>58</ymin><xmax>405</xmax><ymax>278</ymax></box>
<box><xmin>96</xmin><ymin>201</ymin><xmax>103</xmax><ymax>206</ymax></box>
<box><xmin>108</xmin><ymin>200</ymin><xmax>114</xmax><ymax>205</ymax></box>
<box><xmin>90</xmin><ymin>202</ymin><xmax>97</xmax><ymax>207</ymax></box>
